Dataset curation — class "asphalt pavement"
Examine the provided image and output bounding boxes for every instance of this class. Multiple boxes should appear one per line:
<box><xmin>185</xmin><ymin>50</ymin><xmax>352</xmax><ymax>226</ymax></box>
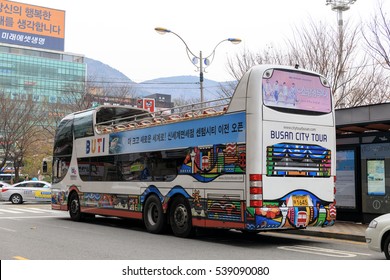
<box><xmin>285</xmin><ymin>221</ymin><xmax>367</xmax><ymax>242</ymax></box>
<box><xmin>0</xmin><ymin>201</ymin><xmax>368</xmax><ymax>242</ymax></box>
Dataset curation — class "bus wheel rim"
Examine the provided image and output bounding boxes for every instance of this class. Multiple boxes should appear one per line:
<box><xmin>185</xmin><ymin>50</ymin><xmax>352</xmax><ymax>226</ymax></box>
<box><xmin>173</xmin><ymin>204</ymin><xmax>188</xmax><ymax>228</ymax></box>
<box><xmin>70</xmin><ymin>199</ymin><xmax>79</xmax><ymax>214</ymax></box>
<box><xmin>147</xmin><ymin>203</ymin><xmax>159</xmax><ymax>225</ymax></box>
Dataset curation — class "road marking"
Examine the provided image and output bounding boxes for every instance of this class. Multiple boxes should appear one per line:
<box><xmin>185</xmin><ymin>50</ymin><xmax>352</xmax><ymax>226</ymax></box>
<box><xmin>13</xmin><ymin>256</ymin><xmax>29</xmax><ymax>260</ymax></box>
<box><xmin>0</xmin><ymin>215</ymin><xmax>67</xmax><ymax>220</ymax></box>
<box><xmin>0</xmin><ymin>226</ymin><xmax>16</xmax><ymax>232</ymax></box>
<box><xmin>26</xmin><ymin>207</ymin><xmax>58</xmax><ymax>212</ymax></box>
<box><xmin>278</xmin><ymin>245</ymin><xmax>371</xmax><ymax>258</ymax></box>
<box><xmin>0</xmin><ymin>207</ymin><xmax>60</xmax><ymax>215</ymax></box>
<box><xmin>11</xmin><ymin>208</ymin><xmax>43</xmax><ymax>213</ymax></box>
<box><xmin>0</xmin><ymin>209</ymin><xmax>22</xmax><ymax>214</ymax></box>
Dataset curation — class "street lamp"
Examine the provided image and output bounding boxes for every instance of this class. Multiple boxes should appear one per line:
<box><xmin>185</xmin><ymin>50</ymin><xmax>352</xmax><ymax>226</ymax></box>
<box><xmin>326</xmin><ymin>0</ymin><xmax>356</xmax><ymax>107</ymax></box>
<box><xmin>326</xmin><ymin>0</ymin><xmax>356</xmax><ymax>60</ymax></box>
<box><xmin>155</xmin><ymin>27</ymin><xmax>241</xmax><ymax>105</ymax></box>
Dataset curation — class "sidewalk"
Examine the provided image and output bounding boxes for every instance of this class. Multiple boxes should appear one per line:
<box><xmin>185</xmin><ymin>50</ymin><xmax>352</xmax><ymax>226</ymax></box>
<box><xmin>284</xmin><ymin>221</ymin><xmax>368</xmax><ymax>242</ymax></box>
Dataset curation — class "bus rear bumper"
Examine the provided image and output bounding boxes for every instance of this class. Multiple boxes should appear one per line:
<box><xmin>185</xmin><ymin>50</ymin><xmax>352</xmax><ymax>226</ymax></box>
<box><xmin>245</xmin><ymin>204</ymin><xmax>336</xmax><ymax>231</ymax></box>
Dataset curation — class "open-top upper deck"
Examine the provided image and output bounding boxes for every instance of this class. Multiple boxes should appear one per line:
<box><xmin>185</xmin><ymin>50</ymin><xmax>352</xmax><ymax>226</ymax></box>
<box><xmin>94</xmin><ymin>97</ymin><xmax>231</xmax><ymax>134</ymax></box>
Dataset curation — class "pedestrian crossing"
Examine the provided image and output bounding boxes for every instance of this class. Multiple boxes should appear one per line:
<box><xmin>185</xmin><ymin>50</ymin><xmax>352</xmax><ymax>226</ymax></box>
<box><xmin>0</xmin><ymin>207</ymin><xmax>61</xmax><ymax>215</ymax></box>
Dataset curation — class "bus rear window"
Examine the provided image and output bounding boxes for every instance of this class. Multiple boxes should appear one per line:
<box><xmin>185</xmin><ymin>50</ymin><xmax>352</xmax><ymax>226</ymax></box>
<box><xmin>262</xmin><ymin>69</ymin><xmax>331</xmax><ymax>114</ymax></box>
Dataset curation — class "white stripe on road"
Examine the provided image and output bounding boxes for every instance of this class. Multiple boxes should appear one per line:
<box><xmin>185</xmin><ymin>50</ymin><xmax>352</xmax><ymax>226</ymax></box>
<box><xmin>27</xmin><ymin>208</ymin><xmax>60</xmax><ymax>213</ymax></box>
<box><xmin>11</xmin><ymin>208</ymin><xmax>43</xmax><ymax>213</ymax></box>
<box><xmin>0</xmin><ymin>215</ymin><xmax>66</xmax><ymax>220</ymax></box>
<box><xmin>0</xmin><ymin>209</ymin><xmax>22</xmax><ymax>214</ymax></box>
<box><xmin>278</xmin><ymin>245</ymin><xmax>371</xmax><ymax>257</ymax></box>
<box><xmin>0</xmin><ymin>226</ymin><xmax>17</xmax><ymax>232</ymax></box>
<box><xmin>0</xmin><ymin>208</ymin><xmax>58</xmax><ymax>214</ymax></box>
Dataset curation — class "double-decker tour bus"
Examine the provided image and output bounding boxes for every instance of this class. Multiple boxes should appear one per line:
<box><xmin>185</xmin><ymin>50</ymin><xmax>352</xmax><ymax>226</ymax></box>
<box><xmin>51</xmin><ymin>65</ymin><xmax>336</xmax><ymax>237</ymax></box>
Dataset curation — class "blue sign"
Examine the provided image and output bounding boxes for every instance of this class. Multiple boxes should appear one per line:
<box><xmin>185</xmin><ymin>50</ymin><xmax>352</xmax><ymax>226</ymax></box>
<box><xmin>108</xmin><ymin>112</ymin><xmax>246</xmax><ymax>154</ymax></box>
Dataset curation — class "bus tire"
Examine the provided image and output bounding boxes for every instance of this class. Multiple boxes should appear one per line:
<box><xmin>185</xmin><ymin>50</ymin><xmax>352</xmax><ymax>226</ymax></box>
<box><xmin>169</xmin><ymin>196</ymin><xmax>194</xmax><ymax>238</ymax></box>
<box><xmin>143</xmin><ymin>195</ymin><xmax>166</xmax><ymax>234</ymax></box>
<box><xmin>69</xmin><ymin>192</ymin><xmax>83</xmax><ymax>222</ymax></box>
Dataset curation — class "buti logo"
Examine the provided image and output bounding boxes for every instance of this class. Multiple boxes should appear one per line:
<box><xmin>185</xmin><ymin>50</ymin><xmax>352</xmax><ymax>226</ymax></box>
<box><xmin>86</xmin><ymin>138</ymin><xmax>106</xmax><ymax>154</ymax></box>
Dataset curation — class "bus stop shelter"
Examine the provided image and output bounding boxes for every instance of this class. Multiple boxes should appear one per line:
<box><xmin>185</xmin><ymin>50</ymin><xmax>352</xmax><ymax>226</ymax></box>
<box><xmin>336</xmin><ymin>103</ymin><xmax>390</xmax><ymax>223</ymax></box>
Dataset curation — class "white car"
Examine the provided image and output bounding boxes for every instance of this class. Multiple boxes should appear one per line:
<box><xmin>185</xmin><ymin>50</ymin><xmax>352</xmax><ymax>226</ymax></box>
<box><xmin>1</xmin><ymin>180</ymin><xmax>52</xmax><ymax>204</ymax></box>
<box><xmin>365</xmin><ymin>213</ymin><xmax>390</xmax><ymax>260</ymax></box>
<box><xmin>0</xmin><ymin>181</ymin><xmax>12</xmax><ymax>200</ymax></box>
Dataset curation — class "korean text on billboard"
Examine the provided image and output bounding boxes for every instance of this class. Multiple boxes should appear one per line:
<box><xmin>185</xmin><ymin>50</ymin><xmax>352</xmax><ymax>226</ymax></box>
<box><xmin>0</xmin><ymin>0</ymin><xmax>65</xmax><ymax>51</ymax></box>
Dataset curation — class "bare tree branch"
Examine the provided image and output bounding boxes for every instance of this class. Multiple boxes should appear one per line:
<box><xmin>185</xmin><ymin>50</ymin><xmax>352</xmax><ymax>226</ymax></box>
<box><xmin>363</xmin><ymin>0</ymin><xmax>390</xmax><ymax>70</ymax></box>
<box><xmin>224</xmin><ymin>14</ymin><xmax>390</xmax><ymax>108</ymax></box>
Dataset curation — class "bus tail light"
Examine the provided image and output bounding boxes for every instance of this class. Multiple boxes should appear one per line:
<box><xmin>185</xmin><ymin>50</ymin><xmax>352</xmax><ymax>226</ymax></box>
<box><xmin>250</xmin><ymin>174</ymin><xmax>263</xmax><ymax>207</ymax></box>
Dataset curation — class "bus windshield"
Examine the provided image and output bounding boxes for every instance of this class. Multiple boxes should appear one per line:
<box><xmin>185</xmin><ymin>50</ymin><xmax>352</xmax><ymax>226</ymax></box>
<box><xmin>262</xmin><ymin>69</ymin><xmax>331</xmax><ymax>114</ymax></box>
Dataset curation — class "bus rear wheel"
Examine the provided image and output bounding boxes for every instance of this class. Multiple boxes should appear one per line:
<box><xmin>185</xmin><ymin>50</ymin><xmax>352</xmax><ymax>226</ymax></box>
<box><xmin>69</xmin><ymin>192</ymin><xmax>82</xmax><ymax>221</ymax></box>
<box><xmin>169</xmin><ymin>196</ymin><xmax>194</xmax><ymax>238</ymax></box>
<box><xmin>143</xmin><ymin>195</ymin><xmax>166</xmax><ymax>234</ymax></box>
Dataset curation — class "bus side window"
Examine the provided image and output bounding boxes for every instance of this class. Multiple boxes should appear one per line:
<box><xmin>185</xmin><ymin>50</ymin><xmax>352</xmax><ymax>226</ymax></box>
<box><xmin>74</xmin><ymin>111</ymin><xmax>94</xmax><ymax>139</ymax></box>
<box><xmin>53</xmin><ymin>117</ymin><xmax>73</xmax><ymax>183</ymax></box>
<box><xmin>53</xmin><ymin>159</ymin><xmax>58</xmax><ymax>178</ymax></box>
<box><xmin>53</xmin><ymin>159</ymin><xmax>64</xmax><ymax>178</ymax></box>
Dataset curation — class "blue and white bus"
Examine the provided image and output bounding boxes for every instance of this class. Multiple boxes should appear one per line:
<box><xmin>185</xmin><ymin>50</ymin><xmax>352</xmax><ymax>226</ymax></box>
<box><xmin>51</xmin><ymin>65</ymin><xmax>336</xmax><ymax>237</ymax></box>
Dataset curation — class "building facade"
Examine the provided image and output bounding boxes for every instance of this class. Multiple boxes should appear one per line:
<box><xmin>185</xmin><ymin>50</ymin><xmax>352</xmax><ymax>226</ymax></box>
<box><xmin>145</xmin><ymin>93</ymin><xmax>174</xmax><ymax>109</ymax></box>
<box><xmin>0</xmin><ymin>43</ymin><xmax>85</xmax><ymax>111</ymax></box>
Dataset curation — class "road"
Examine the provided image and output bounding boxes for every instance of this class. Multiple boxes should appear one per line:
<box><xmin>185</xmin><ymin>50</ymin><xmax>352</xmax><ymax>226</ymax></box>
<box><xmin>0</xmin><ymin>202</ymin><xmax>384</xmax><ymax>260</ymax></box>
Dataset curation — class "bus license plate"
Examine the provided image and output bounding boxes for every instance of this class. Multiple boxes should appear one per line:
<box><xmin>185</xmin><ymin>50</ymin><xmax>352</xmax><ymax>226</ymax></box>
<box><xmin>292</xmin><ymin>195</ymin><xmax>308</xmax><ymax>206</ymax></box>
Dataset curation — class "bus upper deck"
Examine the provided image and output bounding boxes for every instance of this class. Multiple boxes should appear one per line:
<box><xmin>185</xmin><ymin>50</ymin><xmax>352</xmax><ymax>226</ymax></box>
<box><xmin>93</xmin><ymin>98</ymin><xmax>231</xmax><ymax>135</ymax></box>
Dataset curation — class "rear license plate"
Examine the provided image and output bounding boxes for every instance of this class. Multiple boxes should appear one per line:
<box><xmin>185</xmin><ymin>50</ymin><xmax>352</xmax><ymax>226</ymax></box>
<box><xmin>292</xmin><ymin>195</ymin><xmax>308</xmax><ymax>206</ymax></box>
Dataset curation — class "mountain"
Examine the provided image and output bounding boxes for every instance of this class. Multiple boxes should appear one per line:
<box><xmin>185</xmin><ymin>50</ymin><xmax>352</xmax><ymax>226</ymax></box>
<box><xmin>85</xmin><ymin>57</ymin><xmax>132</xmax><ymax>83</ymax></box>
<box><xmin>84</xmin><ymin>57</ymin><xmax>233</xmax><ymax>100</ymax></box>
<box><xmin>139</xmin><ymin>75</ymin><xmax>229</xmax><ymax>101</ymax></box>
<box><xmin>84</xmin><ymin>57</ymin><xmax>151</xmax><ymax>96</ymax></box>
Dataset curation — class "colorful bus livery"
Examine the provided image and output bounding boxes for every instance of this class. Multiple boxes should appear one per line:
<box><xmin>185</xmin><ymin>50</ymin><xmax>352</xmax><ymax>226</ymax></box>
<box><xmin>51</xmin><ymin>65</ymin><xmax>336</xmax><ymax>237</ymax></box>
<box><xmin>266</xmin><ymin>143</ymin><xmax>332</xmax><ymax>177</ymax></box>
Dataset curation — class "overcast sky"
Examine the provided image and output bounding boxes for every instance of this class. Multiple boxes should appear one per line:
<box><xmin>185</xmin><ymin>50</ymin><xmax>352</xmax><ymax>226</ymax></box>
<box><xmin>30</xmin><ymin>0</ymin><xmax>379</xmax><ymax>82</ymax></box>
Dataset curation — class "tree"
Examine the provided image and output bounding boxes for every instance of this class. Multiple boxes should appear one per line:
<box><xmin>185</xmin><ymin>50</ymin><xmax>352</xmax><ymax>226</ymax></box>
<box><xmin>363</xmin><ymin>0</ymin><xmax>390</xmax><ymax>70</ymax></box>
<box><xmin>0</xmin><ymin>95</ymin><xmax>43</xmax><ymax>181</ymax></box>
<box><xmin>224</xmin><ymin>16</ymin><xmax>390</xmax><ymax>108</ymax></box>
<box><xmin>110</xmin><ymin>82</ymin><xmax>139</xmax><ymax>100</ymax></box>
<box><xmin>38</xmin><ymin>74</ymin><xmax>140</xmax><ymax>146</ymax></box>
<box><xmin>226</xmin><ymin>45</ymin><xmax>287</xmax><ymax>81</ymax></box>
<box><xmin>22</xmin><ymin>137</ymin><xmax>53</xmax><ymax>181</ymax></box>
<box><xmin>173</xmin><ymin>95</ymin><xmax>199</xmax><ymax>107</ymax></box>
<box><xmin>286</xmin><ymin>19</ymin><xmax>388</xmax><ymax>108</ymax></box>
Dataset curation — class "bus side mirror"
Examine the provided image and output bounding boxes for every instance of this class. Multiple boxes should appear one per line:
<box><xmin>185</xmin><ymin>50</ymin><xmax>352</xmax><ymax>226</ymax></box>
<box><xmin>42</xmin><ymin>161</ymin><xmax>48</xmax><ymax>174</ymax></box>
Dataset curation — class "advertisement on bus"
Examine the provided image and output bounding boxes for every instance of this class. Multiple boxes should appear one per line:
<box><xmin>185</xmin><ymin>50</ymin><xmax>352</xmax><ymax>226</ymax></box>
<box><xmin>263</xmin><ymin>69</ymin><xmax>331</xmax><ymax>113</ymax></box>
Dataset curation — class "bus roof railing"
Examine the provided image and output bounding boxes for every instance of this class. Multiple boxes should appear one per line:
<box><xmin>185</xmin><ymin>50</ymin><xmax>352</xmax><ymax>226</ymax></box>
<box><xmin>95</xmin><ymin>97</ymin><xmax>231</xmax><ymax>134</ymax></box>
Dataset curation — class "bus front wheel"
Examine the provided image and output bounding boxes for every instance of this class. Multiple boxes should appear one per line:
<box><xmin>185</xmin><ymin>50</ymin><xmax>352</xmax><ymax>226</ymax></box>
<box><xmin>143</xmin><ymin>195</ymin><xmax>166</xmax><ymax>234</ymax></box>
<box><xmin>69</xmin><ymin>192</ymin><xmax>82</xmax><ymax>221</ymax></box>
<box><xmin>169</xmin><ymin>196</ymin><xmax>194</xmax><ymax>238</ymax></box>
